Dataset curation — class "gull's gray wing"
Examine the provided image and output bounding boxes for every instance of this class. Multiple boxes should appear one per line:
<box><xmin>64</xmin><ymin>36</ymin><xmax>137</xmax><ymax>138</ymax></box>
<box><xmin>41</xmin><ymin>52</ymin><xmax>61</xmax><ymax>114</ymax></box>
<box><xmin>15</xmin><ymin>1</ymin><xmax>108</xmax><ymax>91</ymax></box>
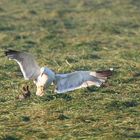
<box><xmin>55</xmin><ymin>70</ymin><xmax>112</xmax><ymax>93</ymax></box>
<box><xmin>5</xmin><ymin>50</ymin><xmax>41</xmax><ymax>80</ymax></box>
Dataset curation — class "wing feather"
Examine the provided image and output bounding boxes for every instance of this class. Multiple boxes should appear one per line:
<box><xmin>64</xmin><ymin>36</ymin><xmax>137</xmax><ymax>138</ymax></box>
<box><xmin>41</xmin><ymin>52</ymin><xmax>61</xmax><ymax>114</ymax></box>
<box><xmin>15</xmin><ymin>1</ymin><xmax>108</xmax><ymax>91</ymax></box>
<box><xmin>5</xmin><ymin>50</ymin><xmax>40</xmax><ymax>80</ymax></box>
<box><xmin>55</xmin><ymin>71</ymin><xmax>102</xmax><ymax>93</ymax></box>
<box><xmin>55</xmin><ymin>69</ymin><xmax>112</xmax><ymax>93</ymax></box>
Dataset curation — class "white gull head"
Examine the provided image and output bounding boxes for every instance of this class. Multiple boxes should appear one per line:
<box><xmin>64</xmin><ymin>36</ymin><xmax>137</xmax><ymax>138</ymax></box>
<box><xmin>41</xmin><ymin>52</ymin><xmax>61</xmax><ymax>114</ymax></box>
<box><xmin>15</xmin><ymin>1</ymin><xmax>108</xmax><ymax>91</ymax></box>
<box><xmin>35</xmin><ymin>67</ymin><xmax>55</xmax><ymax>96</ymax></box>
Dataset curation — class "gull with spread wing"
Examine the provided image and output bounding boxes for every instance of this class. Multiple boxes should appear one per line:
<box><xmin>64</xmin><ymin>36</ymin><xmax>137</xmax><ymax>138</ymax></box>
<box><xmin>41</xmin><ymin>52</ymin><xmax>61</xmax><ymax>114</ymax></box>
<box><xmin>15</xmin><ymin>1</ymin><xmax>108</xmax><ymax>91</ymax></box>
<box><xmin>5</xmin><ymin>50</ymin><xmax>113</xmax><ymax>96</ymax></box>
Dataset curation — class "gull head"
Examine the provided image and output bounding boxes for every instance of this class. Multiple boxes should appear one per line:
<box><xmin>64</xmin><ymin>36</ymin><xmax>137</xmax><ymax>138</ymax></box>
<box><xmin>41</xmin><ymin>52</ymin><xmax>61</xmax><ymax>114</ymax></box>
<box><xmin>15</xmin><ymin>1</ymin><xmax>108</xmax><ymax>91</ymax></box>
<box><xmin>35</xmin><ymin>68</ymin><xmax>48</xmax><ymax>96</ymax></box>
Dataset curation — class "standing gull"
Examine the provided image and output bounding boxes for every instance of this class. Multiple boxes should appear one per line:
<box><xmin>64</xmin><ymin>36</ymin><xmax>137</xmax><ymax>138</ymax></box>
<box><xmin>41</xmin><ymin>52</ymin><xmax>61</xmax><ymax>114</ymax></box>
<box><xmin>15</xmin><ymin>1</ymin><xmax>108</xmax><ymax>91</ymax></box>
<box><xmin>5</xmin><ymin>50</ymin><xmax>113</xmax><ymax>96</ymax></box>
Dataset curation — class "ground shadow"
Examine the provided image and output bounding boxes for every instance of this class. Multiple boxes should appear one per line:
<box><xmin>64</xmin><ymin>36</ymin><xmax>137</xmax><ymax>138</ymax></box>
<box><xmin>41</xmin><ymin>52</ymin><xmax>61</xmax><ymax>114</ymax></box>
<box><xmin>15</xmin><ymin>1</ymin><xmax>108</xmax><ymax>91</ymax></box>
<box><xmin>42</xmin><ymin>93</ymin><xmax>73</xmax><ymax>102</ymax></box>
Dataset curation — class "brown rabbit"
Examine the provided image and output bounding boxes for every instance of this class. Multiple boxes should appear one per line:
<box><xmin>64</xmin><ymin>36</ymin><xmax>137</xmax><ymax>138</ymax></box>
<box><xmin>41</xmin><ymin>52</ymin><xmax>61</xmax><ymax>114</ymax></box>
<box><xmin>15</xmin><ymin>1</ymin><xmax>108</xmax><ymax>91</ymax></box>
<box><xmin>16</xmin><ymin>85</ymin><xmax>31</xmax><ymax>100</ymax></box>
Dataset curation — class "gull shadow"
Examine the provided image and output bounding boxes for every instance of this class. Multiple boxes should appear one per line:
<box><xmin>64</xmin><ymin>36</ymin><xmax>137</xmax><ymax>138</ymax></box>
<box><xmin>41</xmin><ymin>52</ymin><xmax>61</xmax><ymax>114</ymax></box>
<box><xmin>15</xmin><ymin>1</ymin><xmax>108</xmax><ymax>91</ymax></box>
<box><xmin>42</xmin><ymin>93</ymin><xmax>72</xmax><ymax>102</ymax></box>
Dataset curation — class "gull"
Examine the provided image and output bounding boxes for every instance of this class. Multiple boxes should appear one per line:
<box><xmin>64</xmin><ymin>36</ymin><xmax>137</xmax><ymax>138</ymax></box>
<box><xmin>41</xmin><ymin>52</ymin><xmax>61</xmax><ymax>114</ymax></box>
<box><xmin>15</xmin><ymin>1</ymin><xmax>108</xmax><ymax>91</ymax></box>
<box><xmin>5</xmin><ymin>50</ymin><xmax>113</xmax><ymax>96</ymax></box>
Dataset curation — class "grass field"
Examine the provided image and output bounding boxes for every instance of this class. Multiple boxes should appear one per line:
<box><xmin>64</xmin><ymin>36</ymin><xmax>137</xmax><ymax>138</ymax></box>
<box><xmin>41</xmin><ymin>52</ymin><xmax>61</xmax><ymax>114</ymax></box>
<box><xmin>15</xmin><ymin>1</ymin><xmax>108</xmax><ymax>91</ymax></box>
<box><xmin>0</xmin><ymin>0</ymin><xmax>140</xmax><ymax>139</ymax></box>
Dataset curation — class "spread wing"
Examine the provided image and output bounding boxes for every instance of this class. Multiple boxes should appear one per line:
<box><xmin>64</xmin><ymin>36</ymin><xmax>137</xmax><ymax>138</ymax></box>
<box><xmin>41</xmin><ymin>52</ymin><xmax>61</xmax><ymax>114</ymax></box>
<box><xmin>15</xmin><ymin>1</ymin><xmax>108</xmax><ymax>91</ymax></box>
<box><xmin>55</xmin><ymin>70</ymin><xmax>112</xmax><ymax>93</ymax></box>
<box><xmin>5</xmin><ymin>50</ymin><xmax>41</xmax><ymax>80</ymax></box>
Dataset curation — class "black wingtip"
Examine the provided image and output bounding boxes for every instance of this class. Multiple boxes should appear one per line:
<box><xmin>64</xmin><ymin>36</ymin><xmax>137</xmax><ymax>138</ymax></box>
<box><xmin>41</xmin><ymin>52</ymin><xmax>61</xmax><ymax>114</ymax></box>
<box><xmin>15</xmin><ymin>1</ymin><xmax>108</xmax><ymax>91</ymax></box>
<box><xmin>96</xmin><ymin>69</ymin><xmax>113</xmax><ymax>78</ymax></box>
<box><xmin>4</xmin><ymin>49</ymin><xmax>19</xmax><ymax>56</ymax></box>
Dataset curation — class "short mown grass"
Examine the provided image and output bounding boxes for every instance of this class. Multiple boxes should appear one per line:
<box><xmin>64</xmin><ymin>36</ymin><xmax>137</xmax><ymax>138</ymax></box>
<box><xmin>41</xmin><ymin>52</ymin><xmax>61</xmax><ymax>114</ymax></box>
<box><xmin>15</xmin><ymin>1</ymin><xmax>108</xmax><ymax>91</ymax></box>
<box><xmin>0</xmin><ymin>0</ymin><xmax>140</xmax><ymax>139</ymax></box>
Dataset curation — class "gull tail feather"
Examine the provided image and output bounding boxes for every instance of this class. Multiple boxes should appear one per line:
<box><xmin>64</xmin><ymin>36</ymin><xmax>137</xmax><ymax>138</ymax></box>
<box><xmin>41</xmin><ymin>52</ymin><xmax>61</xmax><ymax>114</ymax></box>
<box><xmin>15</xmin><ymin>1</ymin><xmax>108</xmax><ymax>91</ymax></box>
<box><xmin>95</xmin><ymin>68</ymin><xmax>113</xmax><ymax>79</ymax></box>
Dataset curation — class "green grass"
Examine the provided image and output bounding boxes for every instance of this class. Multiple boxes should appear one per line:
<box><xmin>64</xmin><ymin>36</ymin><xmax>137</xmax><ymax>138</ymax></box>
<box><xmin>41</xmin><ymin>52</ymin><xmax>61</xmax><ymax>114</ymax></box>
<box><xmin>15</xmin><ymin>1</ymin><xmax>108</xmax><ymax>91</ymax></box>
<box><xmin>0</xmin><ymin>0</ymin><xmax>140</xmax><ymax>139</ymax></box>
